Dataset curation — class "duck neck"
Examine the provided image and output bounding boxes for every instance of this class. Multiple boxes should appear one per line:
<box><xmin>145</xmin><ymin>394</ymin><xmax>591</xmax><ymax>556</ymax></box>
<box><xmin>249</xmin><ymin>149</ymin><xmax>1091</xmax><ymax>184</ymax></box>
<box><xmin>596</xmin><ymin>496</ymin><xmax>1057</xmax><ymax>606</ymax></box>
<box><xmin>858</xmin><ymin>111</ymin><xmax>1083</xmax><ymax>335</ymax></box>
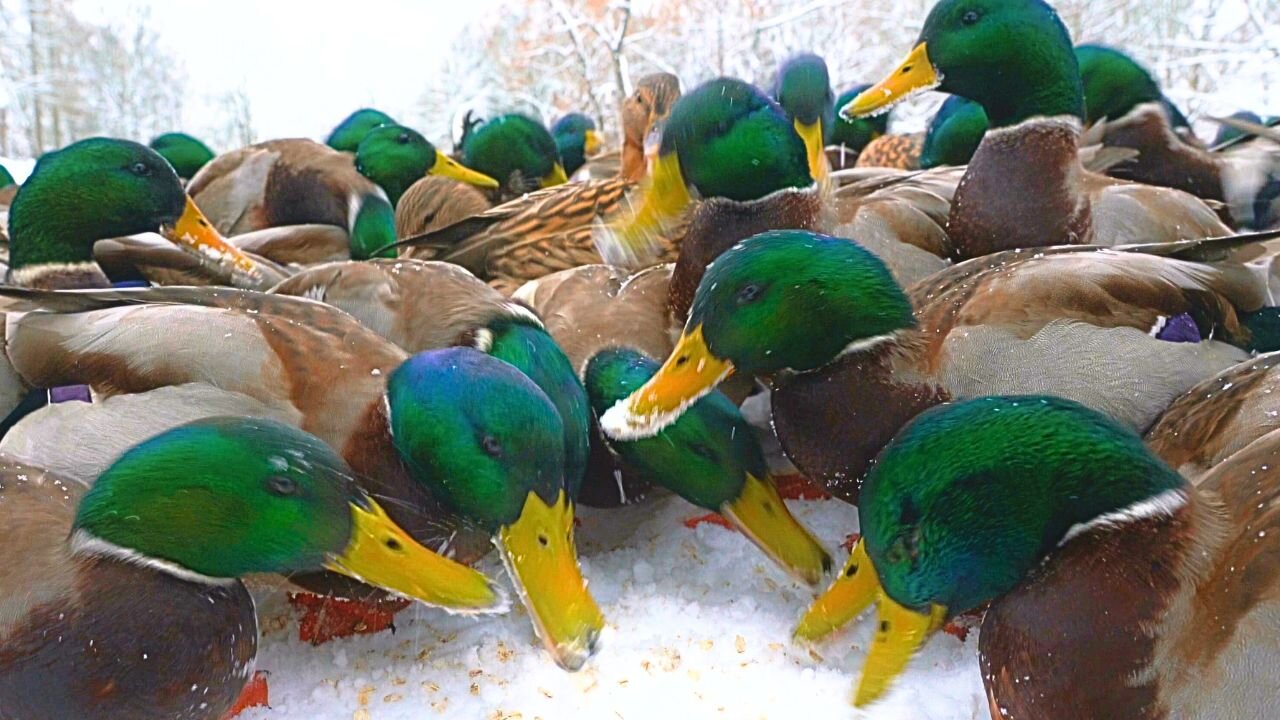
<box><xmin>348</xmin><ymin>192</ymin><xmax>397</xmax><ymax>260</ymax></box>
<box><xmin>7</xmin><ymin>185</ymin><xmax>101</xmax><ymax>273</ymax></box>
<box><xmin>948</xmin><ymin>116</ymin><xmax>1092</xmax><ymax>259</ymax></box>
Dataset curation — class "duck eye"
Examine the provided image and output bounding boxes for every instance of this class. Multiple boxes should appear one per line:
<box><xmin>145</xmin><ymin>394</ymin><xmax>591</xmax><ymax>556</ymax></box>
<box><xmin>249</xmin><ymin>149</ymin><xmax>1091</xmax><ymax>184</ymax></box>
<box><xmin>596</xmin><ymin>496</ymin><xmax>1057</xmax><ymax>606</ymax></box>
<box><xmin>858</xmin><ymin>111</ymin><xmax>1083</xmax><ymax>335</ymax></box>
<box><xmin>961</xmin><ymin>9</ymin><xmax>982</xmax><ymax>25</ymax></box>
<box><xmin>397</xmin><ymin>133</ymin><xmax>410</xmax><ymax>144</ymax></box>
<box><xmin>736</xmin><ymin>283</ymin><xmax>765</xmax><ymax>305</ymax></box>
<box><xmin>130</xmin><ymin>161</ymin><xmax>152</xmax><ymax>177</ymax></box>
<box><xmin>481</xmin><ymin>435</ymin><xmax>503</xmax><ymax>457</ymax></box>
<box><xmin>266</xmin><ymin>475</ymin><xmax>299</xmax><ymax>497</ymax></box>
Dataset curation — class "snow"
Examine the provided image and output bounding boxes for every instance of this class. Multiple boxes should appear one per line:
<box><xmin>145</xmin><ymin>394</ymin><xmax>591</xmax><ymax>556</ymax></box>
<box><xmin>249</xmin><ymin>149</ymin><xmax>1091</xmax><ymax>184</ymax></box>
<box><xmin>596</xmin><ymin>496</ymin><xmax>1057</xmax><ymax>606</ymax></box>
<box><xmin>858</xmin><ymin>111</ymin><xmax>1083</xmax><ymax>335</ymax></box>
<box><xmin>240</xmin><ymin>494</ymin><xmax>984</xmax><ymax>720</ymax></box>
<box><xmin>0</xmin><ymin>157</ymin><xmax>34</xmax><ymax>184</ymax></box>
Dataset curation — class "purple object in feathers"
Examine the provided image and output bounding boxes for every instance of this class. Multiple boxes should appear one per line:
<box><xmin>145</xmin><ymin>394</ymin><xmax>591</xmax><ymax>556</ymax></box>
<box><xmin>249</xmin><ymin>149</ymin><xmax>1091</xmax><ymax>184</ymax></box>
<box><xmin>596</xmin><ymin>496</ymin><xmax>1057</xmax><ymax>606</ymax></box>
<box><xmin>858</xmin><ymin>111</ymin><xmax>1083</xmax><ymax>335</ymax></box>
<box><xmin>1154</xmin><ymin>313</ymin><xmax>1201</xmax><ymax>343</ymax></box>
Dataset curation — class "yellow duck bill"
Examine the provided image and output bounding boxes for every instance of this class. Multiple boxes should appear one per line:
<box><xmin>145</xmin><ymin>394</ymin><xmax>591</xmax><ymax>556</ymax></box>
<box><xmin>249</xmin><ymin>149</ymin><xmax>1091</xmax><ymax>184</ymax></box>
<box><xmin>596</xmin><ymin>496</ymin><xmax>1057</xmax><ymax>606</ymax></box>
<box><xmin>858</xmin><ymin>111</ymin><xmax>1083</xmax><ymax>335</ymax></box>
<box><xmin>429</xmin><ymin>150</ymin><xmax>501</xmax><ymax>189</ymax></box>
<box><xmin>541</xmin><ymin>162</ymin><xmax>570</xmax><ymax>188</ymax></box>
<box><xmin>794</xmin><ymin>538</ymin><xmax>947</xmax><ymax>707</ymax></box>
<box><xmin>161</xmin><ymin>196</ymin><xmax>265</xmax><ymax>283</ymax></box>
<box><xmin>793</xmin><ymin>119</ymin><xmax>830</xmax><ymax>183</ymax></box>
<box><xmin>325</xmin><ymin>497</ymin><xmax>508</xmax><ymax>614</ymax></box>
<box><xmin>843</xmin><ymin>43</ymin><xmax>941</xmax><ymax>120</ymax></box>
<box><xmin>584</xmin><ymin>129</ymin><xmax>603</xmax><ymax>157</ymax></box>
<box><xmin>721</xmin><ymin>473</ymin><xmax>832</xmax><ymax>587</ymax></box>
<box><xmin>604</xmin><ymin>151</ymin><xmax>693</xmax><ymax>267</ymax></box>
<box><xmin>496</xmin><ymin>490</ymin><xmax>604</xmax><ymax>672</ymax></box>
<box><xmin>600</xmin><ymin>325</ymin><xmax>733</xmax><ymax>441</ymax></box>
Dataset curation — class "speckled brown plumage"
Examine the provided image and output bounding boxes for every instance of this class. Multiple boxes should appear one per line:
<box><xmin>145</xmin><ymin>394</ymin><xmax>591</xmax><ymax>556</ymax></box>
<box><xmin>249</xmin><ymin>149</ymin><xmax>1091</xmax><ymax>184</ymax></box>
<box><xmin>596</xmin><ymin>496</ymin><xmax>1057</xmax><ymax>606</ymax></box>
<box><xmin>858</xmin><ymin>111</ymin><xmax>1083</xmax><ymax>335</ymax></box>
<box><xmin>855</xmin><ymin>133</ymin><xmax>923</xmax><ymax>170</ymax></box>
<box><xmin>394</xmin><ymin>176</ymin><xmax>492</xmax><ymax>241</ymax></box>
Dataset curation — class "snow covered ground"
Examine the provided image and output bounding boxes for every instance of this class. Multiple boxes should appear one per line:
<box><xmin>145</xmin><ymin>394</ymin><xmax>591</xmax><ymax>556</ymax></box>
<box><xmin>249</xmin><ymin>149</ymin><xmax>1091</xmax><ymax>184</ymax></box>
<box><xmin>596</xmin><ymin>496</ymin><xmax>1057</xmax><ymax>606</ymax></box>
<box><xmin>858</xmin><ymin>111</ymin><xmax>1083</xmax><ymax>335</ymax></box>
<box><xmin>241</xmin><ymin>494</ymin><xmax>984</xmax><ymax>720</ymax></box>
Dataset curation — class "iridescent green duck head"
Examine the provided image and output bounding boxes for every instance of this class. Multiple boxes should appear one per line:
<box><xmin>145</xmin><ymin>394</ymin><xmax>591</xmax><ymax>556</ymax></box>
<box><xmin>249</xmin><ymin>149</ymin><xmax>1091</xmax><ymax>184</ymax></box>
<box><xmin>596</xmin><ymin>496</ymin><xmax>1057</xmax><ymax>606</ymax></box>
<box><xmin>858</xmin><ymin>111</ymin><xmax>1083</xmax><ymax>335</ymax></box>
<box><xmin>1074</xmin><ymin>44</ymin><xmax>1173</xmax><ymax>126</ymax></box>
<box><xmin>831</xmin><ymin>84</ymin><xmax>889</xmax><ymax>153</ymax></box>
<box><xmin>386</xmin><ymin>348</ymin><xmax>603</xmax><ymax>671</ymax></box>
<box><xmin>74</xmin><ymin>416</ymin><xmax>505</xmax><ymax>612</ymax></box>
<box><xmin>148</xmin><ymin>132</ymin><xmax>215</xmax><ymax>180</ymax></box>
<box><xmin>7</xmin><ymin>137</ymin><xmax>262</xmax><ymax>287</ymax></box>
<box><xmin>919</xmin><ymin>94</ymin><xmax>989</xmax><ymax>168</ymax></box>
<box><xmin>551</xmin><ymin>113</ymin><xmax>602</xmax><ymax>177</ymax></box>
<box><xmin>586</xmin><ymin>347</ymin><xmax>832</xmax><ymax>585</ymax></box>
<box><xmin>461</xmin><ymin>114</ymin><xmax>568</xmax><ymax>196</ymax></box>
<box><xmin>355</xmin><ymin>124</ymin><xmax>498</xmax><ymax>206</ymax></box>
<box><xmin>326</xmin><ymin>108</ymin><xmax>396</xmax><ymax>153</ymax></box>
<box><xmin>611</xmin><ymin>77</ymin><xmax>814</xmax><ymax>260</ymax></box>
<box><xmin>601</xmin><ymin>230</ymin><xmax>913</xmax><ymax>440</ymax></box>
<box><xmin>773</xmin><ymin>53</ymin><xmax>835</xmax><ymax>181</ymax></box>
<box><xmin>847</xmin><ymin>0</ymin><xmax>1085</xmax><ymax>129</ymax></box>
<box><xmin>795</xmin><ymin>395</ymin><xmax>1186</xmax><ymax>706</ymax></box>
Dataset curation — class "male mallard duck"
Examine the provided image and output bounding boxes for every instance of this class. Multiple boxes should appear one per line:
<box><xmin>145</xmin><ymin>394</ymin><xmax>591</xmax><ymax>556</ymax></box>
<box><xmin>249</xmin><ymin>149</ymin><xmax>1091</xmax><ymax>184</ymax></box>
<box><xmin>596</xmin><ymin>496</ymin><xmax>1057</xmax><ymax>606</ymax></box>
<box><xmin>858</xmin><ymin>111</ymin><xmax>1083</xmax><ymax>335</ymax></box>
<box><xmin>847</xmin><ymin>0</ymin><xmax>1230</xmax><ymax>259</ymax></box>
<box><xmin>0</xmin><ymin>287</ymin><xmax>603</xmax><ymax>670</ymax></box>
<box><xmin>387</xmin><ymin>73</ymin><xmax>682</xmax><ymax>294</ymax></box>
<box><xmin>1075</xmin><ymin>44</ymin><xmax>1188</xmax><ymax>131</ymax></box>
<box><xmin>772</xmin><ymin>53</ymin><xmax>834</xmax><ymax>181</ymax></box>
<box><xmin>186</xmin><ymin>136</ymin><xmax>496</xmax><ymax>265</ymax></box>
<box><xmin>6</xmin><ymin>138</ymin><xmax>264</xmax><ymax>289</ymax></box>
<box><xmin>1213</xmin><ymin>111</ymin><xmax>1277</xmax><ymax>147</ymax></box>
<box><xmin>355</xmin><ymin>124</ymin><xmax>498</xmax><ymax>207</ymax></box>
<box><xmin>513</xmin><ymin>263</ymin><xmax>832</xmax><ymax>583</ymax></box>
<box><xmin>826</xmin><ymin>84</ymin><xmax>889</xmax><ymax>170</ymax></box>
<box><xmin>0</xmin><ymin>416</ymin><xmax>503</xmax><ymax>720</ymax></box>
<box><xmin>918</xmin><ymin>95</ymin><xmax>988</xmax><ymax>168</ymax></box>
<box><xmin>326</xmin><ymin>107</ymin><xmax>396</xmax><ymax>153</ymax></box>
<box><xmin>602</xmin><ymin>229</ymin><xmax>1274</xmax><ymax>503</ymax></box>
<box><xmin>552</xmin><ymin>113</ymin><xmax>602</xmax><ymax>178</ymax></box>
<box><xmin>394</xmin><ymin>175</ymin><xmax>493</xmax><ymax>239</ymax></box>
<box><xmin>794</xmin><ymin>395</ymin><xmax>1280</xmax><ymax>717</ymax></box>
<box><xmin>460</xmin><ymin>114</ymin><xmax>568</xmax><ymax>200</ymax></box>
<box><xmin>149</xmin><ymin>132</ymin><xmax>216</xmax><ymax>180</ymax></box>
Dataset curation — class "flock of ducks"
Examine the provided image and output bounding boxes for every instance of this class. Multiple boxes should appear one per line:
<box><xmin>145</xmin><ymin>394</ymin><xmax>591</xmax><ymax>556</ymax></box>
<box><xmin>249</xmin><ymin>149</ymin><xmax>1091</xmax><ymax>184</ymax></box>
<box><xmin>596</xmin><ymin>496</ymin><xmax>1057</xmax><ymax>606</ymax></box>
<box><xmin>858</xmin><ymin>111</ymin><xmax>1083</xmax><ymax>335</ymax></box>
<box><xmin>0</xmin><ymin>0</ymin><xmax>1279</xmax><ymax>718</ymax></box>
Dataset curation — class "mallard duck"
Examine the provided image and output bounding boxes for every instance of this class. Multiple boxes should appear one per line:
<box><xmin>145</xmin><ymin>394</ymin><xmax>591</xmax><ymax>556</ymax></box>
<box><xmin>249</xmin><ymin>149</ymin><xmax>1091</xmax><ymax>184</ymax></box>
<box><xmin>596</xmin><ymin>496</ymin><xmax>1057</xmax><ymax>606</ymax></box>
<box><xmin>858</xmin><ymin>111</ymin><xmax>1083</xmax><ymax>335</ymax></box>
<box><xmin>855</xmin><ymin>132</ymin><xmax>924</xmax><ymax>170</ymax></box>
<box><xmin>1214</xmin><ymin>111</ymin><xmax>1278</xmax><ymax>147</ymax></box>
<box><xmin>5</xmin><ymin>138</ymin><xmax>265</xmax><ymax>290</ymax></box>
<box><xmin>186</xmin><ymin>136</ymin><xmax>496</xmax><ymax>265</ymax></box>
<box><xmin>387</xmin><ymin>73</ymin><xmax>683</xmax><ymax>294</ymax></box>
<box><xmin>601</xmin><ymin>229</ymin><xmax>1276</xmax><ymax>503</ymax></box>
<box><xmin>0</xmin><ymin>286</ymin><xmax>604</xmax><ymax>670</ymax></box>
<box><xmin>0</xmin><ymin>416</ymin><xmax>503</xmax><ymax>720</ymax></box>
<box><xmin>1075</xmin><ymin>45</ymin><xmax>1187</xmax><ymax>131</ymax></box>
<box><xmin>149</xmin><ymin>132</ymin><xmax>216</xmax><ymax>180</ymax></box>
<box><xmin>325</xmin><ymin>107</ymin><xmax>395</xmax><ymax>153</ymax></box>
<box><xmin>825</xmin><ymin>84</ymin><xmax>889</xmax><ymax>170</ymax></box>
<box><xmin>394</xmin><ymin>175</ymin><xmax>493</xmax><ymax>239</ymax></box>
<box><xmin>794</xmin><ymin>395</ymin><xmax>1280</xmax><ymax>715</ymax></box>
<box><xmin>513</xmin><ymin>263</ymin><xmax>832</xmax><ymax>583</ymax></box>
<box><xmin>917</xmin><ymin>95</ymin><xmax>988</xmax><ymax>168</ymax></box>
<box><xmin>772</xmin><ymin>53</ymin><xmax>835</xmax><ymax>181</ymax></box>
<box><xmin>460</xmin><ymin>114</ymin><xmax>568</xmax><ymax>200</ymax></box>
<box><xmin>846</xmin><ymin>0</ymin><xmax>1230</xmax><ymax>259</ymax></box>
<box><xmin>552</xmin><ymin>113</ymin><xmax>602</xmax><ymax>178</ymax></box>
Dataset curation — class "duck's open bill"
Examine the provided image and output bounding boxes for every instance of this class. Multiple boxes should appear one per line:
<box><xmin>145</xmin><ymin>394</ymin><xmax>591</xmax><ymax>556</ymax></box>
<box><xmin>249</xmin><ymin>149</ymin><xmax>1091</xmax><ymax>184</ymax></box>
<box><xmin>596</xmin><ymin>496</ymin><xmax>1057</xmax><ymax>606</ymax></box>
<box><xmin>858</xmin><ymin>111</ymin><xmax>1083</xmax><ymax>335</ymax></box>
<box><xmin>844</xmin><ymin>43</ymin><xmax>941</xmax><ymax>120</ymax></box>
<box><xmin>721</xmin><ymin>473</ymin><xmax>832</xmax><ymax>586</ymax></box>
<box><xmin>162</xmin><ymin>196</ymin><xmax>265</xmax><ymax>283</ymax></box>
<box><xmin>793</xmin><ymin>538</ymin><xmax>880</xmax><ymax>642</ymax></box>
<box><xmin>430</xmin><ymin>150</ymin><xmax>500</xmax><ymax>189</ymax></box>
<box><xmin>325</xmin><ymin>497</ymin><xmax>508</xmax><ymax>614</ymax></box>
<box><xmin>497</xmin><ymin>490</ymin><xmax>604</xmax><ymax>672</ymax></box>
<box><xmin>854</xmin><ymin>595</ymin><xmax>948</xmax><ymax>707</ymax></box>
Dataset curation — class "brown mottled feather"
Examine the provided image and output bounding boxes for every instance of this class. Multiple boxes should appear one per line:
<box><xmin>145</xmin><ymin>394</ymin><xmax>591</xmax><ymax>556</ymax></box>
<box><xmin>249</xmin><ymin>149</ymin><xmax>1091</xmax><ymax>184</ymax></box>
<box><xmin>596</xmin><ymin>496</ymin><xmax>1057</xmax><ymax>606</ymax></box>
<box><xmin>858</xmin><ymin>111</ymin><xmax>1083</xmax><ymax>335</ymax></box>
<box><xmin>0</xmin><ymin>461</ymin><xmax>257</xmax><ymax>720</ymax></box>
<box><xmin>855</xmin><ymin>133</ymin><xmax>923</xmax><ymax>170</ymax></box>
<box><xmin>93</xmin><ymin>233</ymin><xmax>290</xmax><ymax>289</ymax></box>
<box><xmin>395</xmin><ymin>176</ymin><xmax>492</xmax><ymax>240</ymax></box>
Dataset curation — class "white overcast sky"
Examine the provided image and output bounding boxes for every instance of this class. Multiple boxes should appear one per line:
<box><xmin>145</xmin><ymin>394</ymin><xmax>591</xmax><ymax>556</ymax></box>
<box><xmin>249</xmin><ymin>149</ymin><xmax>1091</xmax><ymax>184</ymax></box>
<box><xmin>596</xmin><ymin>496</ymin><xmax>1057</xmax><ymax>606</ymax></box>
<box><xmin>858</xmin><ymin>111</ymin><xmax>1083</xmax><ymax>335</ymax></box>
<box><xmin>77</xmin><ymin>0</ymin><xmax>502</xmax><ymax>141</ymax></box>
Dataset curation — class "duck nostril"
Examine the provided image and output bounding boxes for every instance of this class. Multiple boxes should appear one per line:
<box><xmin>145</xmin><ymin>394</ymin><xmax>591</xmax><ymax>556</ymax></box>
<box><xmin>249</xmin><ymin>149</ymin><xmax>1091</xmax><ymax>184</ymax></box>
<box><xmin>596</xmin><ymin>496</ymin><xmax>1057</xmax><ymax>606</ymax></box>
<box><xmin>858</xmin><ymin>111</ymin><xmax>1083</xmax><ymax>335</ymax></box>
<box><xmin>384</xmin><ymin>537</ymin><xmax>403</xmax><ymax>552</ymax></box>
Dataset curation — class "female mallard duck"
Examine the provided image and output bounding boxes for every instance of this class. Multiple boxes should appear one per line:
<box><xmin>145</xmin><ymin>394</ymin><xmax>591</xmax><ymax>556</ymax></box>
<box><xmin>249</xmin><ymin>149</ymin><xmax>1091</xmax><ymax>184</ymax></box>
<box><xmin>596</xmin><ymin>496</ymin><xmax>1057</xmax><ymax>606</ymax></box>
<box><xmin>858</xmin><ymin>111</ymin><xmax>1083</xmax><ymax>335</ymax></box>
<box><xmin>186</xmin><ymin>136</ymin><xmax>497</xmax><ymax>266</ymax></box>
<box><xmin>552</xmin><ymin>113</ymin><xmax>602</xmax><ymax>178</ymax></box>
<box><xmin>602</xmin><ymin>229</ymin><xmax>1275</xmax><ymax>503</ymax></box>
<box><xmin>855</xmin><ymin>132</ymin><xmax>924</xmax><ymax>170</ymax></box>
<box><xmin>847</xmin><ymin>0</ymin><xmax>1229</xmax><ymax>259</ymax></box>
<box><xmin>325</xmin><ymin>107</ymin><xmax>396</xmax><ymax>153</ymax></box>
<box><xmin>394</xmin><ymin>175</ymin><xmax>493</xmax><ymax>239</ymax></box>
<box><xmin>826</xmin><ymin>84</ymin><xmax>889</xmax><ymax>170</ymax></box>
<box><xmin>0</xmin><ymin>416</ymin><xmax>503</xmax><ymax>720</ymax></box>
<box><xmin>461</xmin><ymin>114</ymin><xmax>569</xmax><ymax>200</ymax></box>
<box><xmin>149</xmin><ymin>132</ymin><xmax>216</xmax><ymax>180</ymax></box>
<box><xmin>5</xmin><ymin>137</ymin><xmax>266</xmax><ymax>290</ymax></box>
<box><xmin>772</xmin><ymin>53</ymin><xmax>835</xmax><ymax>182</ymax></box>
<box><xmin>387</xmin><ymin>73</ymin><xmax>682</xmax><ymax>294</ymax></box>
<box><xmin>794</xmin><ymin>395</ymin><xmax>1280</xmax><ymax>716</ymax></box>
<box><xmin>513</xmin><ymin>263</ymin><xmax>832</xmax><ymax>584</ymax></box>
<box><xmin>0</xmin><ymin>286</ymin><xmax>603</xmax><ymax>670</ymax></box>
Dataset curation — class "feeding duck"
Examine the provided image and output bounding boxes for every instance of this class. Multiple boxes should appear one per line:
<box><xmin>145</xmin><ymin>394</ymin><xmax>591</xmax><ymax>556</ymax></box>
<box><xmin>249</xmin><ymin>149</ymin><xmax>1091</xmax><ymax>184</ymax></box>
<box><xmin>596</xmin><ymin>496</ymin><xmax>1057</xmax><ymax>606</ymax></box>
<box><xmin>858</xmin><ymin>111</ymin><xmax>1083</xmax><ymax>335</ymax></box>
<box><xmin>325</xmin><ymin>107</ymin><xmax>396</xmax><ymax>153</ymax></box>
<box><xmin>826</xmin><ymin>84</ymin><xmax>889</xmax><ymax>170</ymax></box>
<box><xmin>845</xmin><ymin>0</ymin><xmax>1230</xmax><ymax>259</ymax></box>
<box><xmin>513</xmin><ymin>263</ymin><xmax>832</xmax><ymax>582</ymax></box>
<box><xmin>0</xmin><ymin>416</ymin><xmax>504</xmax><ymax>720</ymax></box>
<box><xmin>5</xmin><ymin>138</ymin><xmax>266</xmax><ymax>290</ymax></box>
<box><xmin>149</xmin><ymin>132</ymin><xmax>216</xmax><ymax>180</ymax></box>
<box><xmin>387</xmin><ymin>73</ymin><xmax>683</xmax><ymax>294</ymax></box>
<box><xmin>0</xmin><ymin>286</ymin><xmax>604</xmax><ymax>670</ymax></box>
<box><xmin>793</xmin><ymin>395</ymin><xmax>1280</xmax><ymax>717</ymax></box>
<box><xmin>184</xmin><ymin>135</ymin><xmax>496</xmax><ymax>266</ymax></box>
<box><xmin>460</xmin><ymin>114</ymin><xmax>569</xmax><ymax>200</ymax></box>
<box><xmin>772</xmin><ymin>53</ymin><xmax>834</xmax><ymax>182</ymax></box>
<box><xmin>601</xmin><ymin>229</ymin><xmax>1278</xmax><ymax>503</ymax></box>
<box><xmin>552</xmin><ymin>113</ymin><xmax>603</xmax><ymax>178</ymax></box>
